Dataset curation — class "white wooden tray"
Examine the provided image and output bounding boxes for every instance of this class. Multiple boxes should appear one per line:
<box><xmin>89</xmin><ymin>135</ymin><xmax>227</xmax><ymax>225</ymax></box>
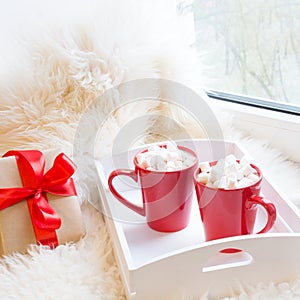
<box><xmin>95</xmin><ymin>139</ymin><xmax>300</xmax><ymax>299</ymax></box>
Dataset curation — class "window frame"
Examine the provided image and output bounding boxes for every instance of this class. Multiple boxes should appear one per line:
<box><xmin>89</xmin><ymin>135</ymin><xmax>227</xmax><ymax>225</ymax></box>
<box><xmin>206</xmin><ymin>90</ymin><xmax>300</xmax><ymax>116</ymax></box>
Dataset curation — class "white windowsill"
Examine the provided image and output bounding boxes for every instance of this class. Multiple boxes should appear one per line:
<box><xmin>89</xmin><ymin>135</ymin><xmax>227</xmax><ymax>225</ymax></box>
<box><xmin>209</xmin><ymin>99</ymin><xmax>300</xmax><ymax>163</ymax></box>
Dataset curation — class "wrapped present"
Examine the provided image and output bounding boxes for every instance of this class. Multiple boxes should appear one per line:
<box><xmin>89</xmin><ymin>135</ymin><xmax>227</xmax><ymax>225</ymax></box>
<box><xmin>0</xmin><ymin>149</ymin><xmax>85</xmax><ymax>255</ymax></box>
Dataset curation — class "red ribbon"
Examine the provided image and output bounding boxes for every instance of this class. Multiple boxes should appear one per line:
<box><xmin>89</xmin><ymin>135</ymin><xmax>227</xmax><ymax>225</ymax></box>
<box><xmin>0</xmin><ymin>150</ymin><xmax>77</xmax><ymax>248</ymax></box>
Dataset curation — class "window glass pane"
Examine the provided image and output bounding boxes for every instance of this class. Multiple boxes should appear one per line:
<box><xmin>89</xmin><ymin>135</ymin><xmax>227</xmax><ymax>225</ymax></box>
<box><xmin>192</xmin><ymin>0</ymin><xmax>300</xmax><ymax>107</ymax></box>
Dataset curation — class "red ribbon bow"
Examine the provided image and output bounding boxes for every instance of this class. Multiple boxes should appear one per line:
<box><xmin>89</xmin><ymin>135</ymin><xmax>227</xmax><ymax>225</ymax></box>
<box><xmin>0</xmin><ymin>150</ymin><xmax>77</xmax><ymax>248</ymax></box>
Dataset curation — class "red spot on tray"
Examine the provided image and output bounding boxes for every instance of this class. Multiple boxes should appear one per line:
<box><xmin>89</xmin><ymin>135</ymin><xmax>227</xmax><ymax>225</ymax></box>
<box><xmin>219</xmin><ymin>248</ymin><xmax>242</xmax><ymax>254</ymax></box>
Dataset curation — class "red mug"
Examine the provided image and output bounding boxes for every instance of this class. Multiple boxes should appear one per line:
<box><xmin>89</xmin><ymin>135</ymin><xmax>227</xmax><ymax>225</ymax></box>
<box><xmin>194</xmin><ymin>161</ymin><xmax>276</xmax><ymax>241</ymax></box>
<box><xmin>108</xmin><ymin>145</ymin><xmax>198</xmax><ymax>232</ymax></box>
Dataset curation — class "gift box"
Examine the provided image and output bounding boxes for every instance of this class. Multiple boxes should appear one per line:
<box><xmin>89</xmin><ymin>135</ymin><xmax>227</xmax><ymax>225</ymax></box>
<box><xmin>0</xmin><ymin>149</ymin><xmax>85</xmax><ymax>256</ymax></box>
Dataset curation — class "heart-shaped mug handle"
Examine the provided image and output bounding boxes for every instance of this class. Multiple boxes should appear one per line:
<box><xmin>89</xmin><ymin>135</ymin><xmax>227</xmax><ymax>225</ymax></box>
<box><xmin>108</xmin><ymin>169</ymin><xmax>146</xmax><ymax>216</ymax></box>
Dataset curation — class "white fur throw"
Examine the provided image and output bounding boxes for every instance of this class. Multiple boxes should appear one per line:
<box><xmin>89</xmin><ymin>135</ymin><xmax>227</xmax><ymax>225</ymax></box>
<box><xmin>0</xmin><ymin>1</ymin><xmax>300</xmax><ymax>299</ymax></box>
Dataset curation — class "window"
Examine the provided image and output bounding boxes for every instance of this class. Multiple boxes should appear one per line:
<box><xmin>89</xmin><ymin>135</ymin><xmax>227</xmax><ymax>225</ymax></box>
<box><xmin>178</xmin><ymin>0</ymin><xmax>300</xmax><ymax>111</ymax></box>
<box><xmin>177</xmin><ymin>0</ymin><xmax>300</xmax><ymax>162</ymax></box>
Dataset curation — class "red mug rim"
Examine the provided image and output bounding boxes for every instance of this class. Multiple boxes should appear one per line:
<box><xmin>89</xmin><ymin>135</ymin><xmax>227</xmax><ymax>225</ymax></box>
<box><xmin>134</xmin><ymin>145</ymin><xmax>198</xmax><ymax>173</ymax></box>
<box><xmin>194</xmin><ymin>160</ymin><xmax>263</xmax><ymax>191</ymax></box>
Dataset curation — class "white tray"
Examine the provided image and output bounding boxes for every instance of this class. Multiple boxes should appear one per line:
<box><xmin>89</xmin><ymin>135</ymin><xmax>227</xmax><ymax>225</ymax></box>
<box><xmin>95</xmin><ymin>139</ymin><xmax>300</xmax><ymax>299</ymax></box>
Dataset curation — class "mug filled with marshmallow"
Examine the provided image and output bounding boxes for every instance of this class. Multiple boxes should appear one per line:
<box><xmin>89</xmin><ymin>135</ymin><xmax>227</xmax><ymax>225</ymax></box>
<box><xmin>108</xmin><ymin>141</ymin><xmax>277</xmax><ymax>239</ymax></box>
<box><xmin>108</xmin><ymin>143</ymin><xmax>198</xmax><ymax>232</ymax></box>
<box><xmin>194</xmin><ymin>154</ymin><xmax>277</xmax><ymax>241</ymax></box>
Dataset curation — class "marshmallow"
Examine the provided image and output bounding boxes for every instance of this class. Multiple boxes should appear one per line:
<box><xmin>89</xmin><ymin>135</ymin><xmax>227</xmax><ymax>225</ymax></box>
<box><xmin>148</xmin><ymin>145</ymin><xmax>161</xmax><ymax>153</ymax></box>
<box><xmin>175</xmin><ymin>160</ymin><xmax>183</xmax><ymax>169</ymax></box>
<box><xmin>196</xmin><ymin>172</ymin><xmax>210</xmax><ymax>184</ymax></box>
<box><xmin>183</xmin><ymin>159</ymin><xmax>194</xmax><ymax>168</ymax></box>
<box><xmin>136</xmin><ymin>153</ymin><xmax>145</xmax><ymax>164</ymax></box>
<box><xmin>210</xmin><ymin>166</ymin><xmax>223</xmax><ymax>182</ymax></box>
<box><xmin>167</xmin><ymin>151</ymin><xmax>179</xmax><ymax>162</ymax></box>
<box><xmin>213</xmin><ymin>179</ymin><xmax>220</xmax><ymax>188</ymax></box>
<box><xmin>166</xmin><ymin>142</ymin><xmax>178</xmax><ymax>153</ymax></box>
<box><xmin>167</xmin><ymin>160</ymin><xmax>176</xmax><ymax>169</ymax></box>
<box><xmin>206</xmin><ymin>182</ymin><xmax>215</xmax><ymax>188</ymax></box>
<box><xmin>225</xmin><ymin>161</ymin><xmax>239</xmax><ymax>174</ymax></box>
<box><xmin>237</xmin><ymin>177</ymin><xmax>253</xmax><ymax>188</ymax></box>
<box><xmin>236</xmin><ymin>171</ymin><xmax>244</xmax><ymax>181</ymax></box>
<box><xmin>240</xmin><ymin>156</ymin><xmax>250</xmax><ymax>166</ymax></box>
<box><xmin>248</xmin><ymin>173</ymin><xmax>259</xmax><ymax>183</ymax></box>
<box><xmin>137</xmin><ymin>143</ymin><xmax>195</xmax><ymax>171</ymax></box>
<box><xmin>225</xmin><ymin>154</ymin><xmax>237</xmax><ymax>164</ymax></box>
<box><xmin>217</xmin><ymin>176</ymin><xmax>227</xmax><ymax>189</ymax></box>
<box><xmin>196</xmin><ymin>155</ymin><xmax>260</xmax><ymax>189</ymax></box>
<box><xmin>140</xmin><ymin>160</ymin><xmax>150</xmax><ymax>169</ymax></box>
<box><xmin>240</xmin><ymin>164</ymin><xmax>254</xmax><ymax>177</ymax></box>
<box><xmin>227</xmin><ymin>176</ymin><xmax>238</xmax><ymax>189</ymax></box>
<box><xmin>198</xmin><ymin>161</ymin><xmax>211</xmax><ymax>173</ymax></box>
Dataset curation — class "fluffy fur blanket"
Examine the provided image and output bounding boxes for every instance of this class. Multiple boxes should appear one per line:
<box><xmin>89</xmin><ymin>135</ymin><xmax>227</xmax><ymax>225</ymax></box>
<box><xmin>0</xmin><ymin>1</ymin><xmax>300</xmax><ymax>299</ymax></box>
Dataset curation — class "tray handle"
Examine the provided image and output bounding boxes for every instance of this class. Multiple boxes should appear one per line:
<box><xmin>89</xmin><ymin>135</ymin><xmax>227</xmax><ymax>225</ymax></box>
<box><xmin>202</xmin><ymin>248</ymin><xmax>253</xmax><ymax>273</ymax></box>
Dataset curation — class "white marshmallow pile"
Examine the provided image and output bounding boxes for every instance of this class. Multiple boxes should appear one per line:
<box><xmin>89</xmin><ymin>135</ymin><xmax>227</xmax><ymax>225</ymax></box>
<box><xmin>196</xmin><ymin>154</ymin><xmax>260</xmax><ymax>189</ymax></box>
<box><xmin>136</xmin><ymin>143</ymin><xmax>195</xmax><ymax>171</ymax></box>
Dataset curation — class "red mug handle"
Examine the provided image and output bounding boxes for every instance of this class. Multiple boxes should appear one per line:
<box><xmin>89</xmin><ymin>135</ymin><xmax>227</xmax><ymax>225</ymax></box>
<box><xmin>247</xmin><ymin>195</ymin><xmax>276</xmax><ymax>234</ymax></box>
<box><xmin>108</xmin><ymin>169</ymin><xmax>146</xmax><ymax>216</ymax></box>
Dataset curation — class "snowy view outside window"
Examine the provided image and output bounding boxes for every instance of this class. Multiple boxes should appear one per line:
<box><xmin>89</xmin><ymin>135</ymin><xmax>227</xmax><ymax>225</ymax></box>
<box><xmin>182</xmin><ymin>0</ymin><xmax>300</xmax><ymax>106</ymax></box>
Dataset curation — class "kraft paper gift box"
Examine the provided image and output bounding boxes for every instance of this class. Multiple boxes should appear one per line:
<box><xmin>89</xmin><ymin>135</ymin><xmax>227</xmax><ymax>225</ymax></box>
<box><xmin>0</xmin><ymin>149</ymin><xmax>85</xmax><ymax>256</ymax></box>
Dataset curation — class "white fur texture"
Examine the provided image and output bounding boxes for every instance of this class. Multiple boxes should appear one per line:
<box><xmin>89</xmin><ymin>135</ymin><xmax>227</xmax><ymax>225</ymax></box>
<box><xmin>0</xmin><ymin>1</ymin><xmax>300</xmax><ymax>299</ymax></box>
